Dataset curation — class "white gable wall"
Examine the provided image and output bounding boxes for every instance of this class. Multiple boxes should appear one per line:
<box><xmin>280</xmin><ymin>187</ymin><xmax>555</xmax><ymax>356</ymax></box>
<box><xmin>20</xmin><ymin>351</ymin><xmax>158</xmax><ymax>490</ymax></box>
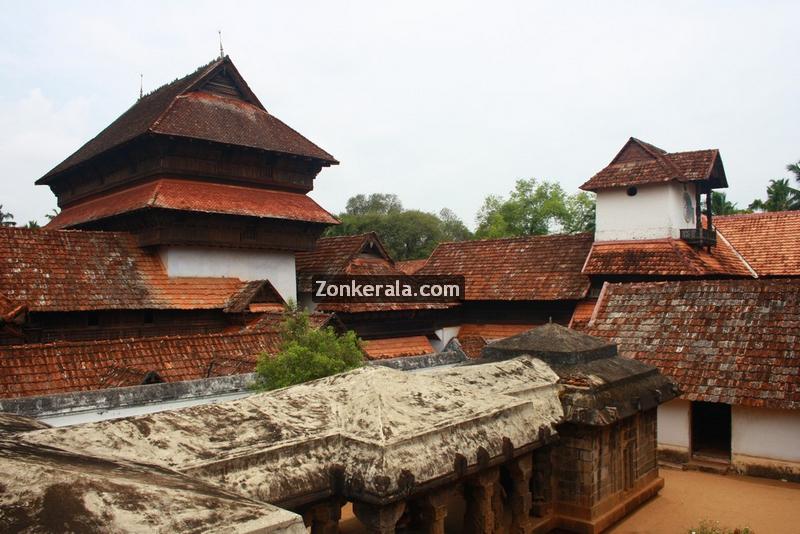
<box><xmin>159</xmin><ymin>246</ymin><xmax>297</xmax><ymax>302</ymax></box>
<box><xmin>595</xmin><ymin>181</ymin><xmax>698</xmax><ymax>241</ymax></box>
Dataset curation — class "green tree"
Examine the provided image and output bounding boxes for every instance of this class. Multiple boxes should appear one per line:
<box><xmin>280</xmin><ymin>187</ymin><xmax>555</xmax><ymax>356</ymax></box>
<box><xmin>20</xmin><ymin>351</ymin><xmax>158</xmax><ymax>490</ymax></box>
<box><xmin>438</xmin><ymin>208</ymin><xmax>473</xmax><ymax>242</ymax></box>
<box><xmin>475</xmin><ymin>179</ymin><xmax>594</xmax><ymax>238</ymax></box>
<box><xmin>563</xmin><ymin>191</ymin><xmax>596</xmax><ymax>234</ymax></box>
<box><xmin>253</xmin><ymin>309</ymin><xmax>363</xmax><ymax>391</ymax></box>
<box><xmin>711</xmin><ymin>192</ymin><xmax>747</xmax><ymax>215</ymax></box>
<box><xmin>327</xmin><ymin>195</ymin><xmax>472</xmax><ymax>260</ymax></box>
<box><xmin>345</xmin><ymin>193</ymin><xmax>403</xmax><ymax>216</ymax></box>
<box><xmin>45</xmin><ymin>208</ymin><xmax>60</xmax><ymax>221</ymax></box>
<box><xmin>787</xmin><ymin>160</ymin><xmax>800</xmax><ymax>185</ymax></box>
<box><xmin>748</xmin><ymin>178</ymin><xmax>800</xmax><ymax>212</ymax></box>
<box><xmin>0</xmin><ymin>205</ymin><xmax>15</xmax><ymax>227</ymax></box>
<box><xmin>25</xmin><ymin>220</ymin><xmax>41</xmax><ymax>229</ymax></box>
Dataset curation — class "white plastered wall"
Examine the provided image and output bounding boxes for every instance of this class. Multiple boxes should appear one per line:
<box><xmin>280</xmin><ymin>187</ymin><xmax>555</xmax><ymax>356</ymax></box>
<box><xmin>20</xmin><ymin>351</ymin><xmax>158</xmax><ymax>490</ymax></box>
<box><xmin>431</xmin><ymin>326</ymin><xmax>461</xmax><ymax>352</ymax></box>
<box><xmin>657</xmin><ymin>398</ymin><xmax>691</xmax><ymax>449</ymax></box>
<box><xmin>595</xmin><ymin>181</ymin><xmax>697</xmax><ymax>241</ymax></box>
<box><xmin>159</xmin><ymin>246</ymin><xmax>297</xmax><ymax>302</ymax></box>
<box><xmin>732</xmin><ymin>405</ymin><xmax>800</xmax><ymax>462</ymax></box>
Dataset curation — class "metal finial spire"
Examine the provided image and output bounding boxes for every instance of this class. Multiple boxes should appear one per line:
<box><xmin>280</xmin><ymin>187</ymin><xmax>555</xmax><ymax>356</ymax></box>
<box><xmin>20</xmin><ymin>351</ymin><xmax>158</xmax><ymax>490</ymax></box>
<box><xmin>218</xmin><ymin>30</ymin><xmax>224</xmax><ymax>58</ymax></box>
<box><xmin>139</xmin><ymin>74</ymin><xmax>143</xmax><ymax>99</ymax></box>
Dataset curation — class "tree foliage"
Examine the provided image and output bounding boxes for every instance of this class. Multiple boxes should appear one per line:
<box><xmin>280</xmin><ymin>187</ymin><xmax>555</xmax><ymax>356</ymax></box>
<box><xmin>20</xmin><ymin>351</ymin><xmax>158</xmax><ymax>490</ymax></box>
<box><xmin>475</xmin><ymin>179</ymin><xmax>595</xmax><ymax>238</ymax></box>
<box><xmin>327</xmin><ymin>194</ymin><xmax>473</xmax><ymax>260</ymax></box>
<box><xmin>253</xmin><ymin>308</ymin><xmax>363</xmax><ymax>391</ymax></box>
<box><xmin>0</xmin><ymin>205</ymin><xmax>15</xmax><ymax>227</ymax></box>
<box><xmin>711</xmin><ymin>192</ymin><xmax>748</xmax><ymax>215</ymax></box>
<box><xmin>748</xmin><ymin>178</ymin><xmax>800</xmax><ymax>212</ymax></box>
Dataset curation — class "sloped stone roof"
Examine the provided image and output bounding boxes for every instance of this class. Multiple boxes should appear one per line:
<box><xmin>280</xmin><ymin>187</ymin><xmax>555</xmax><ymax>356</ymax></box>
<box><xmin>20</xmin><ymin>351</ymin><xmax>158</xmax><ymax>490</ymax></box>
<box><xmin>22</xmin><ymin>360</ymin><xmax>563</xmax><ymax>506</ymax></box>
<box><xmin>0</xmin><ymin>439</ymin><xmax>304</xmax><ymax>533</ymax></box>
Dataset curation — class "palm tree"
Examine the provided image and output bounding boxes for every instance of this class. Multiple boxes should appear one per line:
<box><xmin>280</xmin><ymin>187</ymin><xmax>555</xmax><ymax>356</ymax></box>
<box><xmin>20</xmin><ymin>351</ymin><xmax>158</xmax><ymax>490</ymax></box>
<box><xmin>788</xmin><ymin>161</ymin><xmax>800</xmax><ymax>185</ymax></box>
<box><xmin>711</xmin><ymin>192</ymin><xmax>745</xmax><ymax>215</ymax></box>
<box><xmin>748</xmin><ymin>179</ymin><xmax>800</xmax><ymax>212</ymax></box>
<box><xmin>25</xmin><ymin>220</ymin><xmax>41</xmax><ymax>229</ymax></box>
<box><xmin>0</xmin><ymin>205</ymin><xmax>15</xmax><ymax>227</ymax></box>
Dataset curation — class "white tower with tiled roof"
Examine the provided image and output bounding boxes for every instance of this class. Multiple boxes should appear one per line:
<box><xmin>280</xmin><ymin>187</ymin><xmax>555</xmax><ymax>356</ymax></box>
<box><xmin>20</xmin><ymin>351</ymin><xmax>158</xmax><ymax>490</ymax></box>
<box><xmin>581</xmin><ymin>138</ymin><xmax>727</xmax><ymax>244</ymax></box>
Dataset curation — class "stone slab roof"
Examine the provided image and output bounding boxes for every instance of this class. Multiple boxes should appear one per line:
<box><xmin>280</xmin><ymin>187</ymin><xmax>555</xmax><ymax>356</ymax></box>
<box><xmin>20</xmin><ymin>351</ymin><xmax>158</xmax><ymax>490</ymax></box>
<box><xmin>0</xmin><ymin>438</ymin><xmax>304</xmax><ymax>533</ymax></box>
<box><xmin>22</xmin><ymin>359</ymin><xmax>562</xmax><ymax>506</ymax></box>
<box><xmin>479</xmin><ymin>323</ymin><xmax>678</xmax><ymax>425</ymax></box>
<box><xmin>586</xmin><ymin>279</ymin><xmax>800</xmax><ymax>410</ymax></box>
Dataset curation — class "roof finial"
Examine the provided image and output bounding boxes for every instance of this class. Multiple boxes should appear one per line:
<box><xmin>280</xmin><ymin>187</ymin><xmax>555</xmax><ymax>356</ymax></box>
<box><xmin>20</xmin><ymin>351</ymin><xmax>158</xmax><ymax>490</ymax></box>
<box><xmin>139</xmin><ymin>74</ymin><xmax>143</xmax><ymax>99</ymax></box>
<box><xmin>218</xmin><ymin>30</ymin><xmax>225</xmax><ymax>59</ymax></box>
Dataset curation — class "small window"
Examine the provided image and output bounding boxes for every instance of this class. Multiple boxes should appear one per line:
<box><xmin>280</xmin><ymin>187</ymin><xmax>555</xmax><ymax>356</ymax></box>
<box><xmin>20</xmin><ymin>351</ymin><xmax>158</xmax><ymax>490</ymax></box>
<box><xmin>626</xmin><ymin>186</ymin><xmax>638</xmax><ymax>197</ymax></box>
<box><xmin>87</xmin><ymin>312</ymin><xmax>100</xmax><ymax>327</ymax></box>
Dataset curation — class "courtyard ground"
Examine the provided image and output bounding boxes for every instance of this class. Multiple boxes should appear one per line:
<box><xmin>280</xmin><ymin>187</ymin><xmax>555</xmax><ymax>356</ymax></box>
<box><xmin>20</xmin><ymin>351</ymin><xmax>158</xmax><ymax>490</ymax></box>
<box><xmin>339</xmin><ymin>468</ymin><xmax>800</xmax><ymax>533</ymax></box>
<box><xmin>609</xmin><ymin>468</ymin><xmax>800</xmax><ymax>534</ymax></box>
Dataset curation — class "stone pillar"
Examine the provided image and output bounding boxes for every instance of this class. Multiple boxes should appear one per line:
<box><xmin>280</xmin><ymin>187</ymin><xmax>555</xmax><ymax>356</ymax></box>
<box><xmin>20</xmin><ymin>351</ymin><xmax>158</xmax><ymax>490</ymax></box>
<box><xmin>352</xmin><ymin>500</ymin><xmax>406</xmax><ymax>534</ymax></box>
<box><xmin>415</xmin><ymin>489</ymin><xmax>452</xmax><ymax>534</ymax></box>
<box><xmin>303</xmin><ymin>499</ymin><xmax>344</xmax><ymax>534</ymax></box>
<box><xmin>508</xmin><ymin>455</ymin><xmax>533</xmax><ymax>534</ymax></box>
<box><xmin>531</xmin><ymin>446</ymin><xmax>552</xmax><ymax>518</ymax></box>
<box><xmin>463</xmin><ymin>469</ymin><xmax>499</xmax><ymax>534</ymax></box>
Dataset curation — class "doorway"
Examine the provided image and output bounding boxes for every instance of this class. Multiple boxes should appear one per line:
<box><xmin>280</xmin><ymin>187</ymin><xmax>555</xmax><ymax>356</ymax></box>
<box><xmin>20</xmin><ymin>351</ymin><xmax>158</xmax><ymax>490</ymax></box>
<box><xmin>691</xmin><ymin>401</ymin><xmax>731</xmax><ymax>461</ymax></box>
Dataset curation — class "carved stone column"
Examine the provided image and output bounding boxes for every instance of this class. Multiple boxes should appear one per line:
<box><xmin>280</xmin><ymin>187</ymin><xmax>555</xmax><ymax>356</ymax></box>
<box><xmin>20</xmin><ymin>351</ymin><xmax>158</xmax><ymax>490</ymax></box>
<box><xmin>415</xmin><ymin>488</ymin><xmax>452</xmax><ymax>534</ymax></box>
<box><xmin>352</xmin><ymin>500</ymin><xmax>406</xmax><ymax>534</ymax></box>
<box><xmin>464</xmin><ymin>469</ymin><xmax>499</xmax><ymax>534</ymax></box>
<box><xmin>303</xmin><ymin>499</ymin><xmax>344</xmax><ymax>534</ymax></box>
<box><xmin>508</xmin><ymin>455</ymin><xmax>533</xmax><ymax>534</ymax></box>
<box><xmin>531</xmin><ymin>446</ymin><xmax>553</xmax><ymax>518</ymax></box>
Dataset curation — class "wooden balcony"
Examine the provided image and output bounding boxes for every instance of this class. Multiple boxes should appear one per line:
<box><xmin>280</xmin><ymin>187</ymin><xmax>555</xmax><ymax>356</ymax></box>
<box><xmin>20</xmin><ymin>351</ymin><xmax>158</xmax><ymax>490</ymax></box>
<box><xmin>680</xmin><ymin>228</ymin><xmax>717</xmax><ymax>247</ymax></box>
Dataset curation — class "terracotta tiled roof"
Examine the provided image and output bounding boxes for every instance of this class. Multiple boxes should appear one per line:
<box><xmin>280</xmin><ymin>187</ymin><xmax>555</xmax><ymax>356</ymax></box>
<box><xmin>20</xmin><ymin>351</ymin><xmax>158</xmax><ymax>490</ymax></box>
<box><xmin>582</xmin><ymin>238</ymin><xmax>753</xmax><ymax>277</ymax></box>
<box><xmin>39</xmin><ymin>57</ymin><xmax>336</xmax><ymax>182</ymax></box>
<box><xmin>586</xmin><ymin>279</ymin><xmax>800</xmax><ymax>410</ymax></box>
<box><xmin>715</xmin><ymin>211</ymin><xmax>800</xmax><ymax>277</ymax></box>
<box><xmin>0</xmin><ymin>294</ymin><xmax>26</xmax><ymax>324</ymax></box>
<box><xmin>296</xmin><ymin>233</ymin><xmax>396</xmax><ymax>292</ymax></box>
<box><xmin>580</xmin><ymin>138</ymin><xmax>724</xmax><ymax>191</ymax></box>
<box><xmin>0</xmin><ymin>329</ymin><xmax>281</xmax><ymax>399</ymax></box>
<box><xmin>419</xmin><ymin>234</ymin><xmax>593</xmax><ymax>301</ymax></box>
<box><xmin>0</xmin><ymin>293</ymin><xmax>26</xmax><ymax>340</ymax></box>
<box><xmin>316</xmin><ymin>302</ymin><xmax>458</xmax><ymax>313</ymax></box>
<box><xmin>457</xmin><ymin>335</ymin><xmax>487</xmax><ymax>359</ymax></box>
<box><xmin>568</xmin><ymin>299</ymin><xmax>598</xmax><ymax>329</ymax></box>
<box><xmin>47</xmin><ymin>178</ymin><xmax>339</xmax><ymax>229</ymax></box>
<box><xmin>240</xmin><ymin>310</ymin><xmax>336</xmax><ymax>332</ymax></box>
<box><xmin>458</xmin><ymin>323</ymin><xmax>540</xmax><ymax>340</ymax></box>
<box><xmin>0</xmin><ymin>227</ymin><xmax>251</xmax><ymax>312</ymax></box>
<box><xmin>223</xmin><ymin>280</ymin><xmax>285</xmax><ymax>314</ymax></box>
<box><xmin>395</xmin><ymin>259</ymin><xmax>428</xmax><ymax>274</ymax></box>
<box><xmin>361</xmin><ymin>335</ymin><xmax>434</xmax><ymax>360</ymax></box>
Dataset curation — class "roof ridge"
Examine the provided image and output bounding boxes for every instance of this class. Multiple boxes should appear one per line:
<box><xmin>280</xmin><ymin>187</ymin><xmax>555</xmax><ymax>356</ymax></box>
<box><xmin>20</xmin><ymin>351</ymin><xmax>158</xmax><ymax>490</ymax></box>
<box><xmin>0</xmin><ymin>328</ymin><xmax>276</xmax><ymax>354</ymax></box>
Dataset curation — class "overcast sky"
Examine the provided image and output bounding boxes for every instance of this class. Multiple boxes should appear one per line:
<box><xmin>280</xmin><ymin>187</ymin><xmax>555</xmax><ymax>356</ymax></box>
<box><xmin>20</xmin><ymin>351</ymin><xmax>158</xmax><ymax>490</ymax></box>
<box><xmin>1</xmin><ymin>1</ymin><xmax>797</xmax><ymax>227</ymax></box>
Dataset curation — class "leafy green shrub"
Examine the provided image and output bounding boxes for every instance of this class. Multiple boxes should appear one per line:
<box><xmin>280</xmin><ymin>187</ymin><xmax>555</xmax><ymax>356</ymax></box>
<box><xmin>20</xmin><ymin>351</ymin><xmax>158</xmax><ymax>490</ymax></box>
<box><xmin>688</xmin><ymin>520</ymin><xmax>754</xmax><ymax>534</ymax></box>
<box><xmin>253</xmin><ymin>309</ymin><xmax>363</xmax><ymax>391</ymax></box>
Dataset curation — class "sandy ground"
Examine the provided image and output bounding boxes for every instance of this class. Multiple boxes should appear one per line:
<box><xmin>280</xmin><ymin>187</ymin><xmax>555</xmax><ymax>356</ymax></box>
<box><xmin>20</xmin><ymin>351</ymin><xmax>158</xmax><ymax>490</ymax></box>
<box><xmin>339</xmin><ymin>468</ymin><xmax>800</xmax><ymax>533</ymax></box>
<box><xmin>609</xmin><ymin>468</ymin><xmax>800</xmax><ymax>534</ymax></box>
